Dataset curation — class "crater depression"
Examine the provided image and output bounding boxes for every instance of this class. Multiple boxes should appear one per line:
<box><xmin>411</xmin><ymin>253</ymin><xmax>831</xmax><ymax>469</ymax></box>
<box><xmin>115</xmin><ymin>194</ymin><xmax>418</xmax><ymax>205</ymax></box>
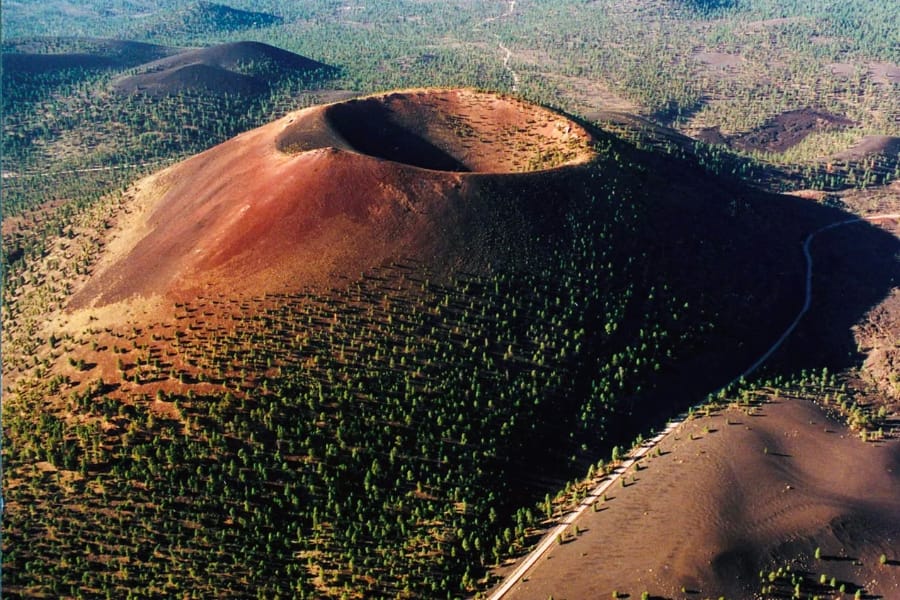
<box><xmin>71</xmin><ymin>89</ymin><xmax>598</xmax><ymax>310</ymax></box>
<box><xmin>276</xmin><ymin>89</ymin><xmax>594</xmax><ymax>173</ymax></box>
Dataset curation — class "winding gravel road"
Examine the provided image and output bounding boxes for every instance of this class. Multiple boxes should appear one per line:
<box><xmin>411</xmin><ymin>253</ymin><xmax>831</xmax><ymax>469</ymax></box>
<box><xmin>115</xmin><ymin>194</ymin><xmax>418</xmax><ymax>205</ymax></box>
<box><xmin>487</xmin><ymin>213</ymin><xmax>899</xmax><ymax>600</ymax></box>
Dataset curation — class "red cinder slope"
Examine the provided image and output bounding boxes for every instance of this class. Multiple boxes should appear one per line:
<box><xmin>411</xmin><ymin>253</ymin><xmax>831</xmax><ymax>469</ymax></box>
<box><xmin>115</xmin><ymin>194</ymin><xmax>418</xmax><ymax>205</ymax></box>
<box><xmin>71</xmin><ymin>89</ymin><xmax>595</xmax><ymax>308</ymax></box>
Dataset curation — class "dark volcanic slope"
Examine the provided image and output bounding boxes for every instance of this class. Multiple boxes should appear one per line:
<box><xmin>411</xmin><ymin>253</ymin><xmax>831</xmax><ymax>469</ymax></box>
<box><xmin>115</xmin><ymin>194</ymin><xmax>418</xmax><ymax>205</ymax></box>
<box><xmin>132</xmin><ymin>41</ymin><xmax>328</xmax><ymax>74</ymax></box>
<box><xmin>1</xmin><ymin>39</ymin><xmax>176</xmax><ymax>73</ymax></box>
<box><xmin>732</xmin><ymin>108</ymin><xmax>854</xmax><ymax>153</ymax></box>
<box><xmin>833</xmin><ymin>135</ymin><xmax>900</xmax><ymax>162</ymax></box>
<box><xmin>114</xmin><ymin>62</ymin><xmax>266</xmax><ymax>96</ymax></box>
<box><xmin>139</xmin><ymin>2</ymin><xmax>282</xmax><ymax>38</ymax></box>
<box><xmin>112</xmin><ymin>41</ymin><xmax>332</xmax><ymax>96</ymax></box>
<box><xmin>505</xmin><ymin>400</ymin><xmax>900</xmax><ymax>600</ymax></box>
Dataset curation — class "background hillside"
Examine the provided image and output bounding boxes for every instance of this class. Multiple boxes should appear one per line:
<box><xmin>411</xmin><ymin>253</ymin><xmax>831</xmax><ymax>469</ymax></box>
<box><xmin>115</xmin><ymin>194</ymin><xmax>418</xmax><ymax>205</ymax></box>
<box><xmin>111</xmin><ymin>41</ymin><xmax>335</xmax><ymax>96</ymax></box>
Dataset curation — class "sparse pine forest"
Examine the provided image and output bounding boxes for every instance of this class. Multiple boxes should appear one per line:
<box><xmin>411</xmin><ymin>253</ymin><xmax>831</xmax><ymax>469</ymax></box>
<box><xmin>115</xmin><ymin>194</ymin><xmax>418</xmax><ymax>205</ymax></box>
<box><xmin>2</xmin><ymin>169</ymin><xmax>713</xmax><ymax>596</ymax></box>
<box><xmin>3</xmin><ymin>0</ymin><xmax>898</xmax><ymax>200</ymax></box>
<box><xmin>1</xmin><ymin>0</ymin><xmax>898</xmax><ymax>598</ymax></box>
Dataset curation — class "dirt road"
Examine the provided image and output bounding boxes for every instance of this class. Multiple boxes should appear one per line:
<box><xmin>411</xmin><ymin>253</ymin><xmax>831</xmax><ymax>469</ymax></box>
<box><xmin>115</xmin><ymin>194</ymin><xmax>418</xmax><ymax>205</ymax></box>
<box><xmin>486</xmin><ymin>212</ymin><xmax>900</xmax><ymax>599</ymax></box>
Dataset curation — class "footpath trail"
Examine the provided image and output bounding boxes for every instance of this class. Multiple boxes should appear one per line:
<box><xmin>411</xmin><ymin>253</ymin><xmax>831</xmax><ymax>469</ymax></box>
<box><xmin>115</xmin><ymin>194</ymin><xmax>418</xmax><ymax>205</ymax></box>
<box><xmin>478</xmin><ymin>0</ymin><xmax>520</xmax><ymax>92</ymax></box>
<box><xmin>497</xmin><ymin>41</ymin><xmax>520</xmax><ymax>92</ymax></box>
<box><xmin>481</xmin><ymin>0</ymin><xmax>516</xmax><ymax>25</ymax></box>
<box><xmin>486</xmin><ymin>213</ymin><xmax>900</xmax><ymax>600</ymax></box>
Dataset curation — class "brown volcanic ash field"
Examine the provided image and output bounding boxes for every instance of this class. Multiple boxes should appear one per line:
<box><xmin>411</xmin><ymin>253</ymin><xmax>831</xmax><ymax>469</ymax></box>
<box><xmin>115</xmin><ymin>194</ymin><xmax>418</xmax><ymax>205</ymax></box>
<box><xmin>503</xmin><ymin>399</ymin><xmax>900</xmax><ymax>600</ymax></box>
<box><xmin>71</xmin><ymin>89</ymin><xmax>594</xmax><ymax>311</ymax></box>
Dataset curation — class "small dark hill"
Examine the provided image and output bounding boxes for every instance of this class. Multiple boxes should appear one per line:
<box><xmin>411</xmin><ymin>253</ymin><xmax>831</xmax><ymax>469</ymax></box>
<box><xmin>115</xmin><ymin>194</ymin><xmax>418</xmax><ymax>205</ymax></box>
<box><xmin>0</xmin><ymin>38</ymin><xmax>176</xmax><ymax>74</ymax></box>
<box><xmin>134</xmin><ymin>41</ymin><xmax>330</xmax><ymax>76</ymax></box>
<box><xmin>138</xmin><ymin>2</ymin><xmax>282</xmax><ymax>39</ymax></box>
<box><xmin>832</xmin><ymin>135</ymin><xmax>900</xmax><ymax>162</ymax></box>
<box><xmin>114</xmin><ymin>62</ymin><xmax>265</xmax><ymax>96</ymax></box>
<box><xmin>732</xmin><ymin>108</ymin><xmax>854</xmax><ymax>153</ymax></box>
<box><xmin>112</xmin><ymin>41</ymin><xmax>334</xmax><ymax>96</ymax></box>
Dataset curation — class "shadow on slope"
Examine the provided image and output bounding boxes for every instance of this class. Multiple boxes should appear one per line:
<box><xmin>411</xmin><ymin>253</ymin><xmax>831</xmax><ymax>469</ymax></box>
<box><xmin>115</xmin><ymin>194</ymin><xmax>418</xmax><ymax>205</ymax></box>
<box><xmin>113</xmin><ymin>41</ymin><xmax>337</xmax><ymax>97</ymax></box>
<box><xmin>780</xmin><ymin>214</ymin><xmax>900</xmax><ymax>375</ymax></box>
<box><xmin>1</xmin><ymin>38</ymin><xmax>176</xmax><ymax>74</ymax></box>
<box><xmin>600</xmin><ymin>142</ymin><xmax>899</xmax><ymax>450</ymax></box>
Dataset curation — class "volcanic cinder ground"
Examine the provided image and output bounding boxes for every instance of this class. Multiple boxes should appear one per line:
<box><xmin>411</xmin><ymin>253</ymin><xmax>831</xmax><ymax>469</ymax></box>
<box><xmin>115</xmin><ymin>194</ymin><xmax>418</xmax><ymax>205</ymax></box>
<box><xmin>499</xmin><ymin>398</ymin><xmax>900</xmax><ymax>599</ymax></box>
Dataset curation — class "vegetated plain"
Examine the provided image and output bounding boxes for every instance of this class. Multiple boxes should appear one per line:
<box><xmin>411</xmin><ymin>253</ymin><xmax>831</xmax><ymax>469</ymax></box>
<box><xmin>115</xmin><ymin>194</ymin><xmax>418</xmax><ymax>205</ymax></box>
<box><xmin>1</xmin><ymin>0</ymin><xmax>899</xmax><ymax>598</ymax></box>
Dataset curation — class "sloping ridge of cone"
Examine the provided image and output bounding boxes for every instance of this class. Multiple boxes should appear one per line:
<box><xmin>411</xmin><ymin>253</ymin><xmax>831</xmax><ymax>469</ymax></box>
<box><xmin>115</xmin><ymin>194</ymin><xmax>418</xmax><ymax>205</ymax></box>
<box><xmin>112</xmin><ymin>41</ymin><xmax>332</xmax><ymax>97</ymax></box>
<box><xmin>71</xmin><ymin>89</ymin><xmax>598</xmax><ymax>309</ymax></box>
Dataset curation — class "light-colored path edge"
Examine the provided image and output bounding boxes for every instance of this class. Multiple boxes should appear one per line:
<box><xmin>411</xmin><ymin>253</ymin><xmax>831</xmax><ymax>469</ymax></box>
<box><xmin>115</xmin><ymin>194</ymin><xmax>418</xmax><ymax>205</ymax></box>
<box><xmin>1</xmin><ymin>159</ymin><xmax>170</xmax><ymax>179</ymax></box>
<box><xmin>485</xmin><ymin>213</ymin><xmax>899</xmax><ymax>600</ymax></box>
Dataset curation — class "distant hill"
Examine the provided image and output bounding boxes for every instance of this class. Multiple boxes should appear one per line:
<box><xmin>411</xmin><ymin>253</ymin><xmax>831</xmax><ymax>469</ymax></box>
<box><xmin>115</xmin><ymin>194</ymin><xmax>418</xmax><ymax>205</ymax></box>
<box><xmin>1</xmin><ymin>39</ymin><xmax>176</xmax><ymax>74</ymax></box>
<box><xmin>137</xmin><ymin>2</ymin><xmax>282</xmax><ymax>39</ymax></box>
<box><xmin>1</xmin><ymin>52</ymin><xmax>121</xmax><ymax>73</ymax></box>
<box><xmin>114</xmin><ymin>62</ymin><xmax>267</xmax><ymax>96</ymax></box>
<box><xmin>832</xmin><ymin>135</ymin><xmax>900</xmax><ymax>162</ymax></box>
<box><xmin>130</xmin><ymin>41</ymin><xmax>331</xmax><ymax>76</ymax></box>
<box><xmin>112</xmin><ymin>41</ymin><xmax>335</xmax><ymax>96</ymax></box>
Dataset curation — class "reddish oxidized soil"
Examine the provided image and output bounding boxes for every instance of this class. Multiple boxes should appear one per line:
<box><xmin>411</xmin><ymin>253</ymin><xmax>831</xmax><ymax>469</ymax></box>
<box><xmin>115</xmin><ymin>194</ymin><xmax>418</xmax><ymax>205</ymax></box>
<box><xmin>70</xmin><ymin>89</ymin><xmax>596</xmax><ymax>310</ymax></box>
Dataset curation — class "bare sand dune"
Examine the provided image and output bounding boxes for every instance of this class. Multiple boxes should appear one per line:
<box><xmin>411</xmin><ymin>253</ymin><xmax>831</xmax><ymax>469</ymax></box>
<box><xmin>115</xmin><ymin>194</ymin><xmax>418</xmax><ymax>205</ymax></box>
<box><xmin>503</xmin><ymin>400</ymin><xmax>900</xmax><ymax>599</ymax></box>
<box><xmin>70</xmin><ymin>89</ymin><xmax>595</xmax><ymax>310</ymax></box>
